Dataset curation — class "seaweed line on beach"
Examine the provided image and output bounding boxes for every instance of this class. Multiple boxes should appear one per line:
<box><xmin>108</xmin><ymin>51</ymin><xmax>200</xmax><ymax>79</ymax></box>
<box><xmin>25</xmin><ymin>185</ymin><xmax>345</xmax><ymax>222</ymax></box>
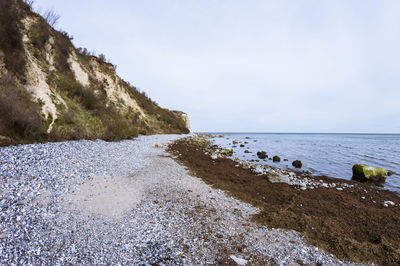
<box><xmin>167</xmin><ymin>135</ymin><xmax>400</xmax><ymax>265</ymax></box>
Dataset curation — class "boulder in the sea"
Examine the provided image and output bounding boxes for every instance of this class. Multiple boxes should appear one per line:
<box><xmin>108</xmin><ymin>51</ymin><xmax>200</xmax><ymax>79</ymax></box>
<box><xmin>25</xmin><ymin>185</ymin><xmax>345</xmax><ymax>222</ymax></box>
<box><xmin>292</xmin><ymin>160</ymin><xmax>302</xmax><ymax>168</ymax></box>
<box><xmin>232</xmin><ymin>140</ymin><xmax>238</xmax><ymax>144</ymax></box>
<box><xmin>273</xmin><ymin>156</ymin><xmax>281</xmax><ymax>162</ymax></box>
<box><xmin>352</xmin><ymin>164</ymin><xmax>387</xmax><ymax>184</ymax></box>
<box><xmin>244</xmin><ymin>150</ymin><xmax>251</xmax><ymax>153</ymax></box>
<box><xmin>219</xmin><ymin>148</ymin><xmax>233</xmax><ymax>156</ymax></box>
<box><xmin>257</xmin><ymin>151</ymin><xmax>267</xmax><ymax>159</ymax></box>
<box><xmin>388</xmin><ymin>170</ymin><xmax>394</xmax><ymax>176</ymax></box>
<box><xmin>240</xmin><ymin>144</ymin><xmax>245</xmax><ymax>147</ymax></box>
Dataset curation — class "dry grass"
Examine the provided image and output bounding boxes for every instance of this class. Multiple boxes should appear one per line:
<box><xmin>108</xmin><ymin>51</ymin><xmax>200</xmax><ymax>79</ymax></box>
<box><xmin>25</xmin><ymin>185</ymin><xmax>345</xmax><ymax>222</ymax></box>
<box><xmin>0</xmin><ymin>74</ymin><xmax>46</xmax><ymax>140</ymax></box>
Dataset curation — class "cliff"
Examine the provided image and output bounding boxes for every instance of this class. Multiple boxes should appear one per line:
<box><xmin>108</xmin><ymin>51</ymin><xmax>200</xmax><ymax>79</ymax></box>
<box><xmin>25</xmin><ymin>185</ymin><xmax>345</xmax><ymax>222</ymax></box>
<box><xmin>0</xmin><ymin>0</ymin><xmax>190</xmax><ymax>146</ymax></box>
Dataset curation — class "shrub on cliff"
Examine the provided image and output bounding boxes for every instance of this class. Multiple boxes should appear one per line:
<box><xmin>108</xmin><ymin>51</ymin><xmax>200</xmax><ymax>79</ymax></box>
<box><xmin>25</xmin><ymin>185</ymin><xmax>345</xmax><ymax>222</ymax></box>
<box><xmin>0</xmin><ymin>74</ymin><xmax>46</xmax><ymax>139</ymax></box>
<box><xmin>0</xmin><ymin>0</ymin><xmax>26</xmax><ymax>79</ymax></box>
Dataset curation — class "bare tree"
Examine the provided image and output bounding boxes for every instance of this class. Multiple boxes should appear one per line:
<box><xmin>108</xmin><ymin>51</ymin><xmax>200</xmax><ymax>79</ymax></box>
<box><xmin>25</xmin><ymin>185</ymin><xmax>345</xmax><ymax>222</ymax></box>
<box><xmin>23</xmin><ymin>0</ymin><xmax>35</xmax><ymax>9</ymax></box>
<box><xmin>43</xmin><ymin>9</ymin><xmax>60</xmax><ymax>27</ymax></box>
<box><xmin>98</xmin><ymin>53</ymin><xmax>106</xmax><ymax>62</ymax></box>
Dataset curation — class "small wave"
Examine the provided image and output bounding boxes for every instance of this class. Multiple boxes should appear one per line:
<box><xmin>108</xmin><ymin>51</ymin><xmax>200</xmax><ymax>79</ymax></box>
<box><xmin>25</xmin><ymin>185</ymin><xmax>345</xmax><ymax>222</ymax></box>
<box><xmin>363</xmin><ymin>154</ymin><xmax>379</xmax><ymax>160</ymax></box>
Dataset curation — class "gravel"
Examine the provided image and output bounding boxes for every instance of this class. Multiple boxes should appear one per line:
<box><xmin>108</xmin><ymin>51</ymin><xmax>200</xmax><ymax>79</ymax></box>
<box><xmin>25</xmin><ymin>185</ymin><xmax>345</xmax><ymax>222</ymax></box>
<box><xmin>0</xmin><ymin>135</ymin><xmax>357</xmax><ymax>265</ymax></box>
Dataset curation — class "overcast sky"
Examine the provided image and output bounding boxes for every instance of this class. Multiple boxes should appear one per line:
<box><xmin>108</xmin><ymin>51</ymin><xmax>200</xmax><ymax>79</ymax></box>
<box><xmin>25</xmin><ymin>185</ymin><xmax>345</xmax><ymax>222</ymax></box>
<box><xmin>32</xmin><ymin>0</ymin><xmax>400</xmax><ymax>133</ymax></box>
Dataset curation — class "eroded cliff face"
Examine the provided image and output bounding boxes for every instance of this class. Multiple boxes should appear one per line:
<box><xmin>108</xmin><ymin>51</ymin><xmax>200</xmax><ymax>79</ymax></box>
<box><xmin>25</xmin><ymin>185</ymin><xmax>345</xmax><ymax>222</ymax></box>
<box><xmin>0</xmin><ymin>0</ymin><xmax>190</xmax><ymax>145</ymax></box>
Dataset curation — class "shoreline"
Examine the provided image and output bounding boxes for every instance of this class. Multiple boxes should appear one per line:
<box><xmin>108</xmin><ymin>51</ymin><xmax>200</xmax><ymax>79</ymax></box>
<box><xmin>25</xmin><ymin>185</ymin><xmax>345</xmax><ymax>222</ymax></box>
<box><xmin>209</xmin><ymin>133</ymin><xmax>399</xmax><ymax>193</ymax></box>
<box><xmin>168</xmin><ymin>135</ymin><xmax>400</xmax><ymax>264</ymax></box>
<box><xmin>0</xmin><ymin>134</ymin><xmax>351</xmax><ymax>264</ymax></box>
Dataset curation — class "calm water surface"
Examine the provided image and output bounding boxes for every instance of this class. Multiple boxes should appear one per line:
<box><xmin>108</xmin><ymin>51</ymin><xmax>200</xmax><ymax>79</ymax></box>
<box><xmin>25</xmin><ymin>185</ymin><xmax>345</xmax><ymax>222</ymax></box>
<box><xmin>208</xmin><ymin>133</ymin><xmax>400</xmax><ymax>193</ymax></box>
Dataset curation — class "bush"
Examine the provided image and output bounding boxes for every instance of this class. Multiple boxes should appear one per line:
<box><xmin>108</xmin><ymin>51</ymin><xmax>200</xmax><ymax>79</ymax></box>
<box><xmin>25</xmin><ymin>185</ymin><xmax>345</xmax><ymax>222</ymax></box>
<box><xmin>59</xmin><ymin>110</ymin><xmax>75</xmax><ymax>124</ymax></box>
<box><xmin>29</xmin><ymin>17</ymin><xmax>50</xmax><ymax>50</ymax></box>
<box><xmin>54</xmin><ymin>31</ymin><xmax>72</xmax><ymax>73</ymax></box>
<box><xmin>98</xmin><ymin>53</ymin><xmax>106</xmax><ymax>62</ymax></box>
<box><xmin>0</xmin><ymin>0</ymin><xmax>26</xmax><ymax>79</ymax></box>
<box><xmin>0</xmin><ymin>74</ymin><xmax>46</xmax><ymax>139</ymax></box>
<box><xmin>56</xmin><ymin>74</ymin><xmax>104</xmax><ymax>111</ymax></box>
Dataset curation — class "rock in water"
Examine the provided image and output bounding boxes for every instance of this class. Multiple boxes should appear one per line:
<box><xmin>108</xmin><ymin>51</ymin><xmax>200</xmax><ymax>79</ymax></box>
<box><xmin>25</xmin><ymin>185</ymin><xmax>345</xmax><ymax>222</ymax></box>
<box><xmin>352</xmin><ymin>164</ymin><xmax>387</xmax><ymax>183</ymax></box>
<box><xmin>257</xmin><ymin>151</ymin><xmax>267</xmax><ymax>159</ymax></box>
<box><xmin>273</xmin><ymin>156</ymin><xmax>281</xmax><ymax>162</ymax></box>
<box><xmin>292</xmin><ymin>160</ymin><xmax>302</xmax><ymax>168</ymax></box>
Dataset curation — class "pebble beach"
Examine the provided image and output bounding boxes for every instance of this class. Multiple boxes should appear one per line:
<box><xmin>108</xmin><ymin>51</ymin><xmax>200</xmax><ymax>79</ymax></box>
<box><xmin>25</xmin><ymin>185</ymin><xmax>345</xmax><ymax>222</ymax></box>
<box><xmin>0</xmin><ymin>134</ymin><xmax>358</xmax><ymax>265</ymax></box>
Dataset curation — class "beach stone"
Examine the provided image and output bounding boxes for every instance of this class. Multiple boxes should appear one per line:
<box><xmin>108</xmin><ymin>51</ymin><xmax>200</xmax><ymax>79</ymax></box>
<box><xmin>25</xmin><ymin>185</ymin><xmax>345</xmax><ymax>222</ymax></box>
<box><xmin>211</xmin><ymin>145</ymin><xmax>219</xmax><ymax>150</ymax></box>
<box><xmin>257</xmin><ymin>151</ymin><xmax>267</xmax><ymax>159</ymax></box>
<box><xmin>292</xmin><ymin>160</ymin><xmax>302</xmax><ymax>168</ymax></box>
<box><xmin>268</xmin><ymin>174</ymin><xmax>291</xmax><ymax>184</ymax></box>
<box><xmin>230</xmin><ymin>255</ymin><xmax>248</xmax><ymax>265</ymax></box>
<box><xmin>219</xmin><ymin>148</ymin><xmax>233</xmax><ymax>156</ymax></box>
<box><xmin>383</xmin><ymin>201</ymin><xmax>395</xmax><ymax>207</ymax></box>
<box><xmin>251</xmin><ymin>165</ymin><xmax>264</xmax><ymax>175</ymax></box>
<box><xmin>352</xmin><ymin>164</ymin><xmax>387</xmax><ymax>184</ymax></box>
<box><xmin>273</xmin><ymin>156</ymin><xmax>281</xmax><ymax>162</ymax></box>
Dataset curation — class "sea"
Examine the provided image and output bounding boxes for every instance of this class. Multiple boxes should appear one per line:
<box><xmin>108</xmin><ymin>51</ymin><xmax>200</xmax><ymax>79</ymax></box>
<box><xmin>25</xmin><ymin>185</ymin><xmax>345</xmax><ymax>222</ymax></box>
<box><xmin>208</xmin><ymin>133</ymin><xmax>400</xmax><ymax>193</ymax></box>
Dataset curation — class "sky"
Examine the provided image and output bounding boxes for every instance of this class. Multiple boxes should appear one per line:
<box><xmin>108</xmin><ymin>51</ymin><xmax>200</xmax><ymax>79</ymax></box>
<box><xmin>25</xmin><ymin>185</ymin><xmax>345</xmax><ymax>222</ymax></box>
<box><xmin>32</xmin><ymin>0</ymin><xmax>400</xmax><ymax>133</ymax></box>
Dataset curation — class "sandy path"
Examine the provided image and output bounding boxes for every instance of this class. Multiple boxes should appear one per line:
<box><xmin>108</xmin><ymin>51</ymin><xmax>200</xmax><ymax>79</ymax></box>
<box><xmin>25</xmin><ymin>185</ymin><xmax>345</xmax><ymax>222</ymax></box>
<box><xmin>56</xmin><ymin>138</ymin><xmax>350</xmax><ymax>265</ymax></box>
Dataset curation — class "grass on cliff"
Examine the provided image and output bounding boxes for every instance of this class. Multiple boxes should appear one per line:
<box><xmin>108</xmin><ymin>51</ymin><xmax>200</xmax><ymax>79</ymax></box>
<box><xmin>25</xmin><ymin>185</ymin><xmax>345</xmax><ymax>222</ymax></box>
<box><xmin>49</xmin><ymin>74</ymin><xmax>139</xmax><ymax>141</ymax></box>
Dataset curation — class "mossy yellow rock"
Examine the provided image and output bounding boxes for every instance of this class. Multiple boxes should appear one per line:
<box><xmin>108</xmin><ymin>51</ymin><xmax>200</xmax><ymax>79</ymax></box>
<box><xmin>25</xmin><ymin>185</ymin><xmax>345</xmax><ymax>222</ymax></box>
<box><xmin>352</xmin><ymin>164</ymin><xmax>387</xmax><ymax>183</ymax></box>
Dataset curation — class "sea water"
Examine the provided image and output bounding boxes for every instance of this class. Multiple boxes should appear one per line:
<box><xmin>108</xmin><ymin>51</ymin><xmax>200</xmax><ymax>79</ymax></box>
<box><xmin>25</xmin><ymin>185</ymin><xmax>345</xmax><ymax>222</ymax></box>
<box><xmin>209</xmin><ymin>133</ymin><xmax>400</xmax><ymax>192</ymax></box>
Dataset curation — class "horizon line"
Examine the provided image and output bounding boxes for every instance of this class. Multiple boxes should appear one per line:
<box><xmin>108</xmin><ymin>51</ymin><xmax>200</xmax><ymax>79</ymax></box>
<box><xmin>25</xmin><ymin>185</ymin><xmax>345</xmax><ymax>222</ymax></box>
<box><xmin>197</xmin><ymin>132</ymin><xmax>400</xmax><ymax>135</ymax></box>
